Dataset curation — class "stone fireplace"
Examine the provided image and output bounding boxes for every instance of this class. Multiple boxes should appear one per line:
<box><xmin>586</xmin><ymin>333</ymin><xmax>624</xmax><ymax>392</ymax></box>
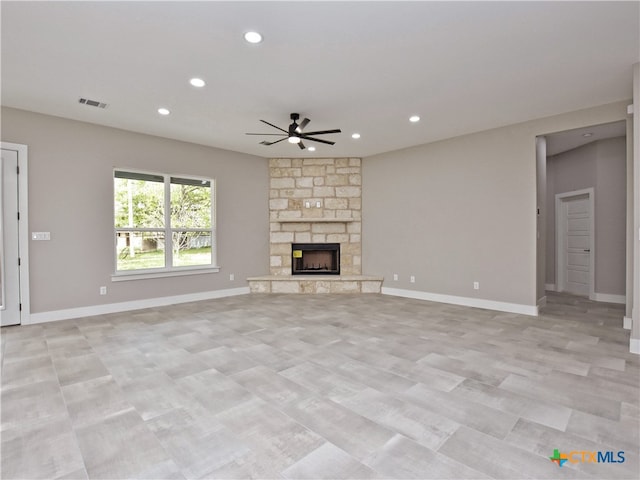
<box><xmin>248</xmin><ymin>157</ymin><xmax>382</xmax><ymax>293</ymax></box>
<box><xmin>268</xmin><ymin>157</ymin><xmax>362</xmax><ymax>275</ymax></box>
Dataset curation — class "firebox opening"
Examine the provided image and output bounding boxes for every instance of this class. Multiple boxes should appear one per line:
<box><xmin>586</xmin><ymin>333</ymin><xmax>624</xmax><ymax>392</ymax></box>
<box><xmin>292</xmin><ymin>243</ymin><xmax>340</xmax><ymax>275</ymax></box>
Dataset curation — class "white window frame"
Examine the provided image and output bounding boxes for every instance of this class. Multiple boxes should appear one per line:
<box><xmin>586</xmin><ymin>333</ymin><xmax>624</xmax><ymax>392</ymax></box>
<box><xmin>112</xmin><ymin>168</ymin><xmax>219</xmax><ymax>281</ymax></box>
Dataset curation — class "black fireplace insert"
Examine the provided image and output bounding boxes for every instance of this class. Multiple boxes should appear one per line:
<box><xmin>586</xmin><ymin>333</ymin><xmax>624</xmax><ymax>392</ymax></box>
<box><xmin>291</xmin><ymin>243</ymin><xmax>340</xmax><ymax>275</ymax></box>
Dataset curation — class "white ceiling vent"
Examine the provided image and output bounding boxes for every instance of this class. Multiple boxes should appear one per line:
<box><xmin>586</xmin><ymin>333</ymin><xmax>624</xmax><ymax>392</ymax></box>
<box><xmin>78</xmin><ymin>97</ymin><xmax>108</xmax><ymax>109</ymax></box>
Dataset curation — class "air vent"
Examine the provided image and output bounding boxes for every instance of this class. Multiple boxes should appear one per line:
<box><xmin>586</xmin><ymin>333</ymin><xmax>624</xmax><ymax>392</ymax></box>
<box><xmin>78</xmin><ymin>98</ymin><xmax>108</xmax><ymax>109</ymax></box>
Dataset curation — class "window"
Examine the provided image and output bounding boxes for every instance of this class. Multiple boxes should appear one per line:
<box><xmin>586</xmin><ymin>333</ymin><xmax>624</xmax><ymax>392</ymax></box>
<box><xmin>114</xmin><ymin>170</ymin><xmax>215</xmax><ymax>274</ymax></box>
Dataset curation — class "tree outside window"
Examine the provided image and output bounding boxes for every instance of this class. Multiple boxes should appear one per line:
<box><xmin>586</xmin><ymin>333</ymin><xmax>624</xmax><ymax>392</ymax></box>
<box><xmin>114</xmin><ymin>171</ymin><xmax>214</xmax><ymax>272</ymax></box>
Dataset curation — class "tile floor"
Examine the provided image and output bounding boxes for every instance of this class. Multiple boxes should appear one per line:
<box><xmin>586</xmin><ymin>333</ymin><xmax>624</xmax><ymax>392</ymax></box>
<box><xmin>1</xmin><ymin>292</ymin><xmax>638</xmax><ymax>479</ymax></box>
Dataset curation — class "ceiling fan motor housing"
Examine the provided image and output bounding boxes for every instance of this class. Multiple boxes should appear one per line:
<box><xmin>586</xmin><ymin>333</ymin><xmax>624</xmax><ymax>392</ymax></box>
<box><xmin>289</xmin><ymin>113</ymin><xmax>300</xmax><ymax>136</ymax></box>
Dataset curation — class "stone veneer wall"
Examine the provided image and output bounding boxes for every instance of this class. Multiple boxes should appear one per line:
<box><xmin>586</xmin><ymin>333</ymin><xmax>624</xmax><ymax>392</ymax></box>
<box><xmin>269</xmin><ymin>157</ymin><xmax>362</xmax><ymax>276</ymax></box>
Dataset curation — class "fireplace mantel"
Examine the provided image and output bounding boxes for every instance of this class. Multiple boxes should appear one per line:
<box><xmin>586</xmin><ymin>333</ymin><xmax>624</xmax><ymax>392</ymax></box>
<box><xmin>276</xmin><ymin>218</ymin><xmax>355</xmax><ymax>223</ymax></box>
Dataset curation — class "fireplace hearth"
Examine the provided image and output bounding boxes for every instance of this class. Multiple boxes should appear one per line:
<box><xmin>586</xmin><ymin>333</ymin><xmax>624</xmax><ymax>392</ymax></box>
<box><xmin>292</xmin><ymin>243</ymin><xmax>340</xmax><ymax>275</ymax></box>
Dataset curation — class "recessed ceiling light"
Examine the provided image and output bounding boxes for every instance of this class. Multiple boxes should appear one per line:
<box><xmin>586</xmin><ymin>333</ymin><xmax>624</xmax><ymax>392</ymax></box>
<box><xmin>307</xmin><ymin>146</ymin><xmax>316</xmax><ymax>152</ymax></box>
<box><xmin>409</xmin><ymin>115</ymin><xmax>420</xmax><ymax>123</ymax></box>
<box><xmin>190</xmin><ymin>78</ymin><xmax>206</xmax><ymax>87</ymax></box>
<box><xmin>157</xmin><ymin>108</ymin><xmax>170</xmax><ymax>115</ymax></box>
<box><xmin>582</xmin><ymin>132</ymin><xmax>593</xmax><ymax>137</ymax></box>
<box><xmin>351</xmin><ymin>133</ymin><xmax>361</xmax><ymax>139</ymax></box>
<box><xmin>244</xmin><ymin>31</ymin><xmax>263</xmax><ymax>44</ymax></box>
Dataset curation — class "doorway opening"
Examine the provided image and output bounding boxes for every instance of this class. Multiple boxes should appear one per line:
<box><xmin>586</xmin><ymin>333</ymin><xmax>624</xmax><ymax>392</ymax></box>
<box><xmin>536</xmin><ymin>120</ymin><xmax>627</xmax><ymax>307</ymax></box>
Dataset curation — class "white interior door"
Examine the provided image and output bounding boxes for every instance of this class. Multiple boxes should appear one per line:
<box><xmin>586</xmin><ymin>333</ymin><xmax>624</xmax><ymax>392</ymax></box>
<box><xmin>1</xmin><ymin>148</ymin><xmax>21</xmax><ymax>326</ymax></box>
<box><xmin>560</xmin><ymin>193</ymin><xmax>591</xmax><ymax>297</ymax></box>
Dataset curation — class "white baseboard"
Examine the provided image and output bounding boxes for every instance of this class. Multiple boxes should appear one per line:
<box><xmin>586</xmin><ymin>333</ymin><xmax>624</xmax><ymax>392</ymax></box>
<box><xmin>381</xmin><ymin>287</ymin><xmax>538</xmax><ymax>316</ymax></box>
<box><xmin>545</xmin><ymin>284</ymin><xmax>556</xmax><ymax>292</ymax></box>
<box><xmin>537</xmin><ymin>296</ymin><xmax>547</xmax><ymax>308</ymax></box>
<box><xmin>623</xmin><ymin>317</ymin><xmax>632</xmax><ymax>330</ymax></box>
<box><xmin>630</xmin><ymin>338</ymin><xmax>640</xmax><ymax>355</ymax></box>
<box><xmin>25</xmin><ymin>287</ymin><xmax>250</xmax><ymax>325</ymax></box>
<box><xmin>592</xmin><ymin>292</ymin><xmax>626</xmax><ymax>304</ymax></box>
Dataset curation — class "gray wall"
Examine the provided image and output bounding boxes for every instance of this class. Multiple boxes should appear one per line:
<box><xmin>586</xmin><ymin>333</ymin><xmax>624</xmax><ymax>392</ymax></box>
<box><xmin>1</xmin><ymin>107</ymin><xmax>269</xmax><ymax>313</ymax></box>
<box><xmin>545</xmin><ymin>137</ymin><xmax>626</xmax><ymax>296</ymax></box>
<box><xmin>2</xmin><ymin>100</ymin><xmax>630</xmax><ymax>315</ymax></box>
<box><xmin>595</xmin><ymin>138</ymin><xmax>627</xmax><ymax>295</ymax></box>
<box><xmin>545</xmin><ymin>142</ymin><xmax>597</xmax><ymax>286</ymax></box>
<box><xmin>362</xmin><ymin>101</ymin><xmax>629</xmax><ymax>308</ymax></box>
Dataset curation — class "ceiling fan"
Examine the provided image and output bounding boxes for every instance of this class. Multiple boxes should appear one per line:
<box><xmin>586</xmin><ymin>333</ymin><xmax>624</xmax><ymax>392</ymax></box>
<box><xmin>246</xmin><ymin>113</ymin><xmax>341</xmax><ymax>150</ymax></box>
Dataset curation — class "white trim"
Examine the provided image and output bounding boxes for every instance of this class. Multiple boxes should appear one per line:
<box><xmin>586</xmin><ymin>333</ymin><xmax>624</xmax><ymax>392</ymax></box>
<box><xmin>545</xmin><ymin>283</ymin><xmax>556</xmax><ymax>292</ymax></box>
<box><xmin>537</xmin><ymin>295</ymin><xmax>547</xmax><ymax>308</ymax></box>
<box><xmin>623</xmin><ymin>316</ymin><xmax>632</xmax><ymax>330</ymax></box>
<box><xmin>112</xmin><ymin>266</ymin><xmax>220</xmax><ymax>282</ymax></box>
<box><xmin>592</xmin><ymin>292</ymin><xmax>626</xmax><ymax>304</ymax></box>
<box><xmin>0</xmin><ymin>152</ymin><xmax>5</xmax><ymax>311</ymax></box>
<box><xmin>24</xmin><ymin>287</ymin><xmax>249</xmax><ymax>325</ymax></box>
<box><xmin>630</xmin><ymin>338</ymin><xmax>640</xmax><ymax>355</ymax></box>
<box><xmin>381</xmin><ymin>287</ymin><xmax>538</xmax><ymax>316</ymax></box>
<box><xmin>555</xmin><ymin>188</ymin><xmax>595</xmax><ymax>300</ymax></box>
<box><xmin>0</xmin><ymin>142</ymin><xmax>30</xmax><ymax>325</ymax></box>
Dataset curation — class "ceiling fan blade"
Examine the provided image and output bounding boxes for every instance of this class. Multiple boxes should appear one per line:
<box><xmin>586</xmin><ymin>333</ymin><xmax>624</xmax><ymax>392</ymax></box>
<box><xmin>298</xmin><ymin>118</ymin><xmax>310</xmax><ymax>131</ymax></box>
<box><xmin>246</xmin><ymin>133</ymin><xmax>287</xmax><ymax>136</ymax></box>
<box><xmin>260</xmin><ymin>138</ymin><xmax>288</xmax><ymax>146</ymax></box>
<box><xmin>300</xmin><ymin>129</ymin><xmax>341</xmax><ymax>136</ymax></box>
<box><xmin>298</xmin><ymin>141</ymin><xmax>306</xmax><ymax>150</ymax></box>
<box><xmin>260</xmin><ymin>120</ymin><xmax>288</xmax><ymax>133</ymax></box>
<box><xmin>300</xmin><ymin>136</ymin><xmax>336</xmax><ymax>145</ymax></box>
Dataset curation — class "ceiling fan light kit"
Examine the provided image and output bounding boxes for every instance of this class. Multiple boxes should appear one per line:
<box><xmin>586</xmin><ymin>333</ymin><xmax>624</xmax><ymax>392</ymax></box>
<box><xmin>246</xmin><ymin>113</ymin><xmax>341</xmax><ymax>150</ymax></box>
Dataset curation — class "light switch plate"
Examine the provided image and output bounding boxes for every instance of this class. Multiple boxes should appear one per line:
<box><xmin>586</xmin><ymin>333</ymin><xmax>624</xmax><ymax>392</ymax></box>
<box><xmin>32</xmin><ymin>232</ymin><xmax>51</xmax><ymax>241</ymax></box>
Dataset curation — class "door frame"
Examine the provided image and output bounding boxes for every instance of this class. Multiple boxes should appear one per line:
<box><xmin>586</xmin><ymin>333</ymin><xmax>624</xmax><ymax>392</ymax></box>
<box><xmin>555</xmin><ymin>187</ymin><xmax>595</xmax><ymax>300</ymax></box>
<box><xmin>1</xmin><ymin>142</ymin><xmax>30</xmax><ymax>324</ymax></box>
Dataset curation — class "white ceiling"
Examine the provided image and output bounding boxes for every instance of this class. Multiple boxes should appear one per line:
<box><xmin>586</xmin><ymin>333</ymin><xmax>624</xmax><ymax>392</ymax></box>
<box><xmin>545</xmin><ymin>120</ymin><xmax>627</xmax><ymax>156</ymax></box>
<box><xmin>1</xmin><ymin>1</ymin><xmax>638</xmax><ymax>158</ymax></box>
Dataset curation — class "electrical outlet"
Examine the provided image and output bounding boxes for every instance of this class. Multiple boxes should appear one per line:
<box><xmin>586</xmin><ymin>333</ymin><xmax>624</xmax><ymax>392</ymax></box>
<box><xmin>410</xmin><ymin>275</ymin><xmax>415</xmax><ymax>283</ymax></box>
<box><xmin>393</xmin><ymin>274</ymin><xmax>398</xmax><ymax>281</ymax></box>
<box><xmin>473</xmin><ymin>281</ymin><xmax>479</xmax><ymax>290</ymax></box>
<box><xmin>229</xmin><ymin>273</ymin><xmax>235</xmax><ymax>281</ymax></box>
<box><xmin>99</xmin><ymin>286</ymin><xmax>107</xmax><ymax>295</ymax></box>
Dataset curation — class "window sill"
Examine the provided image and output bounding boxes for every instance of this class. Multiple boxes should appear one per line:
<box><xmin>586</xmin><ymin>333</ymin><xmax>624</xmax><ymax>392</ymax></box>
<box><xmin>111</xmin><ymin>266</ymin><xmax>221</xmax><ymax>282</ymax></box>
